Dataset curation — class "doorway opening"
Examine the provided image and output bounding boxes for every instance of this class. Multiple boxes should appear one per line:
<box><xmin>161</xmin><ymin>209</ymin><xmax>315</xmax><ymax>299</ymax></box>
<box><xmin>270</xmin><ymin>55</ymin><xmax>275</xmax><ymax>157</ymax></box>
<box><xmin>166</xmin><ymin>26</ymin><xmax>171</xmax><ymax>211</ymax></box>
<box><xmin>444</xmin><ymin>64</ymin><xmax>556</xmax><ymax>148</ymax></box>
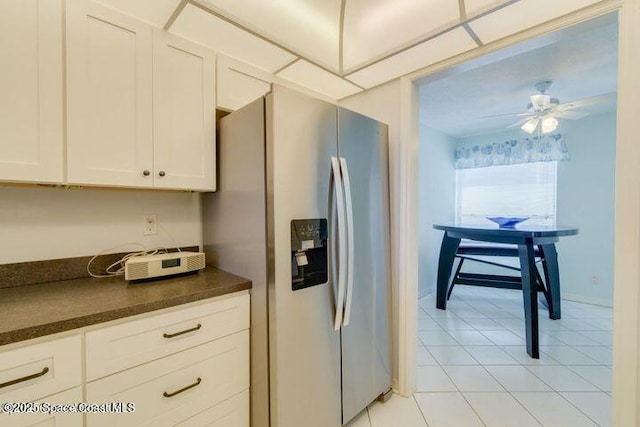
<box><xmin>414</xmin><ymin>12</ymin><xmax>617</xmax><ymax>426</ymax></box>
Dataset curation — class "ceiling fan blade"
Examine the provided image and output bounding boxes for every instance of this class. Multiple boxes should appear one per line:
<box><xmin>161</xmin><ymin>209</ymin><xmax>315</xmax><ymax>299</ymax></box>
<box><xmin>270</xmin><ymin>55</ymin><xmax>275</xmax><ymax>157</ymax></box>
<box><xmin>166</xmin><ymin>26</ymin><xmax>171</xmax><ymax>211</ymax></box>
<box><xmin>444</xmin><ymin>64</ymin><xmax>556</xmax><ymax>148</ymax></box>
<box><xmin>553</xmin><ymin>110</ymin><xmax>588</xmax><ymax>120</ymax></box>
<box><xmin>557</xmin><ymin>92</ymin><xmax>617</xmax><ymax>111</ymax></box>
<box><xmin>478</xmin><ymin>112</ymin><xmax>531</xmax><ymax>119</ymax></box>
<box><xmin>507</xmin><ymin>117</ymin><xmax>531</xmax><ymax>128</ymax></box>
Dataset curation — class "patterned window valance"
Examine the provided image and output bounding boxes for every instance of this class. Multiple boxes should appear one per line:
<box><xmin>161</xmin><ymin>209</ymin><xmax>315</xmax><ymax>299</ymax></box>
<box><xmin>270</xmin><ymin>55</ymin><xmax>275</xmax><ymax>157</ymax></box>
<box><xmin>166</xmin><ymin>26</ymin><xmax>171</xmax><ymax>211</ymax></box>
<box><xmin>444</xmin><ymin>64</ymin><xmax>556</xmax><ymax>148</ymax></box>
<box><xmin>454</xmin><ymin>133</ymin><xmax>569</xmax><ymax>169</ymax></box>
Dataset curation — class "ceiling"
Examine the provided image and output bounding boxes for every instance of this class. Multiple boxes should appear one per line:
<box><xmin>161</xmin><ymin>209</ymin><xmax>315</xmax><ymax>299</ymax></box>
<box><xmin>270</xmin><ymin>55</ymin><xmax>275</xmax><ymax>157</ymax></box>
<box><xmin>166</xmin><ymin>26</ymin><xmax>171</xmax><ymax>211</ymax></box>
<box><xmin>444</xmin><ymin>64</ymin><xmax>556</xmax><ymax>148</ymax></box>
<box><xmin>418</xmin><ymin>12</ymin><xmax>619</xmax><ymax>138</ymax></box>
<box><xmin>94</xmin><ymin>0</ymin><xmax>605</xmax><ymax>100</ymax></box>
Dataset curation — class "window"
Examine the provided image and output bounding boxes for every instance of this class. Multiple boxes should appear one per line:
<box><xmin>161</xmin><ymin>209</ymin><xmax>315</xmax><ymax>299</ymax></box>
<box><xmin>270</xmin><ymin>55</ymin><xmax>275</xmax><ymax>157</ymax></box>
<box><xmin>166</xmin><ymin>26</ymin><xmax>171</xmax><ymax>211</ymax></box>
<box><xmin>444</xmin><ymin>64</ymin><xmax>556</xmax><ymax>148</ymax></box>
<box><xmin>455</xmin><ymin>161</ymin><xmax>557</xmax><ymax>225</ymax></box>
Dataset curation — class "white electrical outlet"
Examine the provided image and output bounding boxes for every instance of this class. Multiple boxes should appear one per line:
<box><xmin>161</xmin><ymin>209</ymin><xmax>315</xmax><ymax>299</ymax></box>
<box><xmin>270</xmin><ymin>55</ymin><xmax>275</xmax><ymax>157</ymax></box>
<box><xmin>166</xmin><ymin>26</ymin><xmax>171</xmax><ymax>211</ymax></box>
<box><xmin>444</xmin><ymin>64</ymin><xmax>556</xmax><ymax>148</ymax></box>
<box><xmin>143</xmin><ymin>215</ymin><xmax>157</xmax><ymax>235</ymax></box>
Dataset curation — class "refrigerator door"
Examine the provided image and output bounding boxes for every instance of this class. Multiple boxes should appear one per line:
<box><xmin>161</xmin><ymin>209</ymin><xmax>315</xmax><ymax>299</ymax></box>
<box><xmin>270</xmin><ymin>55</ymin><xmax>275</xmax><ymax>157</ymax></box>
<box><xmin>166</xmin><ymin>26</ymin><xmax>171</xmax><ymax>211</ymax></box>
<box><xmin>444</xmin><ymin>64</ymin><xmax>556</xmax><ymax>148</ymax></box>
<box><xmin>338</xmin><ymin>107</ymin><xmax>392</xmax><ymax>424</ymax></box>
<box><xmin>267</xmin><ymin>86</ymin><xmax>342</xmax><ymax>427</ymax></box>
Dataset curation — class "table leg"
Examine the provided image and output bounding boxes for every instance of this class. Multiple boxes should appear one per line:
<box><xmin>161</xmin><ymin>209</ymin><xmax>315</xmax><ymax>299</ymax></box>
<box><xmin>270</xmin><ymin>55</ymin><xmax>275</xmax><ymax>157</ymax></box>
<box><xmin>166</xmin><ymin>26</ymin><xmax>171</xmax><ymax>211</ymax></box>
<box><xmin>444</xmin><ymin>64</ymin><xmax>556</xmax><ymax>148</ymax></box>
<box><xmin>540</xmin><ymin>244</ymin><xmax>561</xmax><ymax>320</ymax></box>
<box><xmin>518</xmin><ymin>240</ymin><xmax>539</xmax><ymax>359</ymax></box>
<box><xmin>436</xmin><ymin>233</ymin><xmax>461</xmax><ymax>310</ymax></box>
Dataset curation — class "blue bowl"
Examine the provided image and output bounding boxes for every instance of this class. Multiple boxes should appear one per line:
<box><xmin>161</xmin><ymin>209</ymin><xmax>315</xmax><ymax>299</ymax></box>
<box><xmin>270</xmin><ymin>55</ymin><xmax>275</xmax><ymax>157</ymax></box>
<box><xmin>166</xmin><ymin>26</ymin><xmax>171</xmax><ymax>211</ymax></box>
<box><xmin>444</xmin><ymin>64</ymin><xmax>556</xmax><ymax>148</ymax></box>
<box><xmin>486</xmin><ymin>217</ymin><xmax>530</xmax><ymax>228</ymax></box>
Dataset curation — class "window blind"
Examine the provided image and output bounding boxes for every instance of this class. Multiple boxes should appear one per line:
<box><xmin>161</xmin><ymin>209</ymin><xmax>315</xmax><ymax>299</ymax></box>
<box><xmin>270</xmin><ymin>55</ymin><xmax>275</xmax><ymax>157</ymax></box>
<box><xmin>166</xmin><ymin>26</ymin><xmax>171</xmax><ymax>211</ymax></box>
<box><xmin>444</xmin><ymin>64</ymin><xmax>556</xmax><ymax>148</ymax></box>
<box><xmin>455</xmin><ymin>161</ymin><xmax>557</xmax><ymax>226</ymax></box>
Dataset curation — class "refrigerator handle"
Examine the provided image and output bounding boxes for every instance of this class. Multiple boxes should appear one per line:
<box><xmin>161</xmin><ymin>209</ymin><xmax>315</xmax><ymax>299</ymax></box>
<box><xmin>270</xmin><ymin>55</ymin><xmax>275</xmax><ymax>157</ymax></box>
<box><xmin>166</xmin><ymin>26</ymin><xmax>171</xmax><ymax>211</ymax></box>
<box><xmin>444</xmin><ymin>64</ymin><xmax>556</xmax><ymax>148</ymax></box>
<box><xmin>340</xmin><ymin>157</ymin><xmax>355</xmax><ymax>327</ymax></box>
<box><xmin>331</xmin><ymin>156</ymin><xmax>347</xmax><ymax>331</ymax></box>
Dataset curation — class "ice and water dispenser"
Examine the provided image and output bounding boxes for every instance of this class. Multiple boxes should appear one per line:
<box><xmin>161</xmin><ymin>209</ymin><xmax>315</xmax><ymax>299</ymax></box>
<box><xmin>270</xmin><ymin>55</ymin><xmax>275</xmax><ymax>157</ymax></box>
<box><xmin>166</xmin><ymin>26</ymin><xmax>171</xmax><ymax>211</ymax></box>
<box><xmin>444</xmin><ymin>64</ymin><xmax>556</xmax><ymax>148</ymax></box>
<box><xmin>290</xmin><ymin>219</ymin><xmax>328</xmax><ymax>291</ymax></box>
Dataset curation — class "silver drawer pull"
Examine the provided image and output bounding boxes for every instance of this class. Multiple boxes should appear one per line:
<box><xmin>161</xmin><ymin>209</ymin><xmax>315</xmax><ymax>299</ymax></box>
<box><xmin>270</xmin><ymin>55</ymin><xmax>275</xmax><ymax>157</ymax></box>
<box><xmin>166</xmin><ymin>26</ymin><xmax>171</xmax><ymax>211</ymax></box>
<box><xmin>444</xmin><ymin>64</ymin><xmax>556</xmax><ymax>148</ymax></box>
<box><xmin>163</xmin><ymin>377</ymin><xmax>202</xmax><ymax>398</ymax></box>
<box><xmin>0</xmin><ymin>366</ymin><xmax>49</xmax><ymax>389</ymax></box>
<box><xmin>162</xmin><ymin>323</ymin><xmax>202</xmax><ymax>339</ymax></box>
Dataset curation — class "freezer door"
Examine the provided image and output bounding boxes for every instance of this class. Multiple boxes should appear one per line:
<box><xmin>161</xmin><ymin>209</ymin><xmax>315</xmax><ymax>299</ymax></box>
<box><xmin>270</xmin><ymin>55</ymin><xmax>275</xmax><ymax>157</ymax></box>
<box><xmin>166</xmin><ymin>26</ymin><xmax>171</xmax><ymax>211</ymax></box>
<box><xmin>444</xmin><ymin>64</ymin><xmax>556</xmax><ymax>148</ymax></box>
<box><xmin>267</xmin><ymin>86</ymin><xmax>342</xmax><ymax>427</ymax></box>
<box><xmin>338</xmin><ymin>107</ymin><xmax>392</xmax><ymax>424</ymax></box>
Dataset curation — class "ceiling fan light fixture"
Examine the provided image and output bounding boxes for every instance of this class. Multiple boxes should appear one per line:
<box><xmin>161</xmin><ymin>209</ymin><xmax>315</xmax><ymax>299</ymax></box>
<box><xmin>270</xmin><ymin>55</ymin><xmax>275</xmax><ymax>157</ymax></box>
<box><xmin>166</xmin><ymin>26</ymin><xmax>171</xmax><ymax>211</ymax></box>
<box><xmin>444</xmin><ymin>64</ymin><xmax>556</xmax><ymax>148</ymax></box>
<box><xmin>541</xmin><ymin>116</ymin><xmax>558</xmax><ymax>133</ymax></box>
<box><xmin>530</xmin><ymin>94</ymin><xmax>551</xmax><ymax>110</ymax></box>
<box><xmin>521</xmin><ymin>117</ymin><xmax>539</xmax><ymax>134</ymax></box>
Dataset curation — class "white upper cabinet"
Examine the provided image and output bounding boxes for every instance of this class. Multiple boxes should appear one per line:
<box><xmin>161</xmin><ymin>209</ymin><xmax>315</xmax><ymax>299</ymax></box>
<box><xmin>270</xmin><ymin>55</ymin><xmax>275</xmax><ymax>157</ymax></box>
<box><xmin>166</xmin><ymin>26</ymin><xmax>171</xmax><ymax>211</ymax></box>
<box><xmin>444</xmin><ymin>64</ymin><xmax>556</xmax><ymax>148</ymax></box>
<box><xmin>66</xmin><ymin>0</ymin><xmax>216</xmax><ymax>191</ymax></box>
<box><xmin>66</xmin><ymin>0</ymin><xmax>154</xmax><ymax>188</ymax></box>
<box><xmin>0</xmin><ymin>0</ymin><xmax>64</xmax><ymax>184</ymax></box>
<box><xmin>153</xmin><ymin>30</ymin><xmax>216</xmax><ymax>191</ymax></box>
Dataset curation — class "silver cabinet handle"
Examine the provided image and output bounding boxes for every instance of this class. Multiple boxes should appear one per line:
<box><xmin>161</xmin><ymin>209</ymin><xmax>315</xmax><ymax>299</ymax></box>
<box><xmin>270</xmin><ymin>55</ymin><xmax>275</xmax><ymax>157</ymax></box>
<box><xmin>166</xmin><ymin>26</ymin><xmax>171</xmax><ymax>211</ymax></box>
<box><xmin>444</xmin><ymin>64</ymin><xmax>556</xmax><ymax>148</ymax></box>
<box><xmin>158</xmin><ymin>171</ymin><xmax>166</xmax><ymax>177</ymax></box>
<box><xmin>331</xmin><ymin>156</ymin><xmax>347</xmax><ymax>331</ymax></box>
<box><xmin>163</xmin><ymin>323</ymin><xmax>202</xmax><ymax>338</ymax></box>
<box><xmin>143</xmin><ymin>169</ymin><xmax>150</xmax><ymax>176</ymax></box>
<box><xmin>339</xmin><ymin>157</ymin><xmax>355</xmax><ymax>327</ymax></box>
<box><xmin>0</xmin><ymin>366</ymin><xmax>49</xmax><ymax>389</ymax></box>
<box><xmin>163</xmin><ymin>377</ymin><xmax>202</xmax><ymax>398</ymax></box>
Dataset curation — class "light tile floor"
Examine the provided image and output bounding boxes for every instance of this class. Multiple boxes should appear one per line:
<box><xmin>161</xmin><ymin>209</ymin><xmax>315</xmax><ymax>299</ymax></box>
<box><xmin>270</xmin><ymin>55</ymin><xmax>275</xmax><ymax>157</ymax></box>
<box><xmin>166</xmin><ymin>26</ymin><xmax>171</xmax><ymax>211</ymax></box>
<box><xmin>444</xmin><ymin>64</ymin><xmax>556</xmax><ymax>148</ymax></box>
<box><xmin>346</xmin><ymin>286</ymin><xmax>613</xmax><ymax>426</ymax></box>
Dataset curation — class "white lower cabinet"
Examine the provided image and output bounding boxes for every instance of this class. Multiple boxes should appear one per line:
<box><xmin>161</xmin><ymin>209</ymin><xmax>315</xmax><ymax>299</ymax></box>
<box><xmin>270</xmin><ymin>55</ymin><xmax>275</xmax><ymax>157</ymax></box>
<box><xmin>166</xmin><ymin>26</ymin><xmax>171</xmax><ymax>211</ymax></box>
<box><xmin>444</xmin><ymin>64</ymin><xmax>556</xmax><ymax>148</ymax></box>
<box><xmin>0</xmin><ymin>334</ymin><xmax>83</xmax><ymax>427</ymax></box>
<box><xmin>0</xmin><ymin>335</ymin><xmax>82</xmax><ymax>403</ymax></box>
<box><xmin>85</xmin><ymin>293</ymin><xmax>249</xmax><ymax>382</ymax></box>
<box><xmin>86</xmin><ymin>330</ymin><xmax>249</xmax><ymax>427</ymax></box>
<box><xmin>0</xmin><ymin>386</ymin><xmax>84</xmax><ymax>427</ymax></box>
<box><xmin>176</xmin><ymin>390</ymin><xmax>249</xmax><ymax>427</ymax></box>
<box><xmin>84</xmin><ymin>292</ymin><xmax>250</xmax><ymax>426</ymax></box>
<box><xmin>0</xmin><ymin>292</ymin><xmax>250</xmax><ymax>427</ymax></box>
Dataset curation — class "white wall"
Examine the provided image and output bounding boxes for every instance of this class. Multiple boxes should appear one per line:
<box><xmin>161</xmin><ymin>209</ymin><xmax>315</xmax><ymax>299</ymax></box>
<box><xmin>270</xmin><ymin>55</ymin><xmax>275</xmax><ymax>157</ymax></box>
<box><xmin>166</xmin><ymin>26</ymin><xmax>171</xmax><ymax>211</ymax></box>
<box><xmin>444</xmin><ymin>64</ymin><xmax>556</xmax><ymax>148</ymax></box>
<box><xmin>556</xmin><ymin>111</ymin><xmax>616</xmax><ymax>306</ymax></box>
<box><xmin>418</xmin><ymin>123</ymin><xmax>456</xmax><ymax>297</ymax></box>
<box><xmin>0</xmin><ymin>186</ymin><xmax>202</xmax><ymax>264</ymax></box>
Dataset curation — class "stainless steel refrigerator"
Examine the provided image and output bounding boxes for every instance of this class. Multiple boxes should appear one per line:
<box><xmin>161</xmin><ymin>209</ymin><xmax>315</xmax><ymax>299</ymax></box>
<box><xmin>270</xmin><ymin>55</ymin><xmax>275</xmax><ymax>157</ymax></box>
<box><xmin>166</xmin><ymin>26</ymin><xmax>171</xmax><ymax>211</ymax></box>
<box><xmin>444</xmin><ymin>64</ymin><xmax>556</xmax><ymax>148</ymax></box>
<box><xmin>203</xmin><ymin>85</ymin><xmax>391</xmax><ymax>427</ymax></box>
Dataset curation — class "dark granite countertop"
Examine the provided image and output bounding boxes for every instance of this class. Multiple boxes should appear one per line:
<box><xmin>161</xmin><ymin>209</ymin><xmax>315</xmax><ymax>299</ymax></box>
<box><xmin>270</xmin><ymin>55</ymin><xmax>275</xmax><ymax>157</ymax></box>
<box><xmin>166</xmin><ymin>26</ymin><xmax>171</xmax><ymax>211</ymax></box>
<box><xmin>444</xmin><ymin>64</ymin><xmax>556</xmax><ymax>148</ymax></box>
<box><xmin>0</xmin><ymin>268</ymin><xmax>251</xmax><ymax>346</ymax></box>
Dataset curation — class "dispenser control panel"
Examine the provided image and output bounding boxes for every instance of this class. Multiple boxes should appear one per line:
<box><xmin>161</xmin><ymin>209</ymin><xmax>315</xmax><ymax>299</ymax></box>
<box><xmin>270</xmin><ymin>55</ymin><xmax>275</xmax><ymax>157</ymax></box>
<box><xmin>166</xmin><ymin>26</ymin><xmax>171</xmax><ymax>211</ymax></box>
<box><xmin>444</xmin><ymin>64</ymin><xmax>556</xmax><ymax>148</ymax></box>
<box><xmin>291</xmin><ymin>219</ymin><xmax>328</xmax><ymax>291</ymax></box>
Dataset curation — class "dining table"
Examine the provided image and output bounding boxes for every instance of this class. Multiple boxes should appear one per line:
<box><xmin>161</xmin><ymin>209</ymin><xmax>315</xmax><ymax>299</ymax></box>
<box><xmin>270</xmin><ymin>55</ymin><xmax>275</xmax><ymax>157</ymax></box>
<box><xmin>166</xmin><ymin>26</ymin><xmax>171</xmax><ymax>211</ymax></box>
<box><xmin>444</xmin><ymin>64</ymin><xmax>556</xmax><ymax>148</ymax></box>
<box><xmin>433</xmin><ymin>223</ymin><xmax>579</xmax><ymax>358</ymax></box>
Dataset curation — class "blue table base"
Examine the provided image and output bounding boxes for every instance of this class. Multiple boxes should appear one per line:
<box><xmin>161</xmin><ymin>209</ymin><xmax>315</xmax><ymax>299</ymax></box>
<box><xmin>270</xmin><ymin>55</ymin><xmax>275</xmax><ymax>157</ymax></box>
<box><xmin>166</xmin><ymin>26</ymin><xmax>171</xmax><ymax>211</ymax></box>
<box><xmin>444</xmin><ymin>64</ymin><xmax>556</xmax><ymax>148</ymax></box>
<box><xmin>434</xmin><ymin>225</ymin><xmax>577</xmax><ymax>359</ymax></box>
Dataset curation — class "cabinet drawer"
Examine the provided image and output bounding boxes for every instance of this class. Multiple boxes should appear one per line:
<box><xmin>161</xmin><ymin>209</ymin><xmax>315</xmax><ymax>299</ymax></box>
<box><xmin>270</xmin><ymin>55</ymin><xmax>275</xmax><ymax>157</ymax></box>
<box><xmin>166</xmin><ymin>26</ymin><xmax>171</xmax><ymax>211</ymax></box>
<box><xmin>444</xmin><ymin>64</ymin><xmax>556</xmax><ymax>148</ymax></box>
<box><xmin>86</xmin><ymin>293</ymin><xmax>249</xmax><ymax>381</ymax></box>
<box><xmin>177</xmin><ymin>390</ymin><xmax>249</xmax><ymax>427</ymax></box>
<box><xmin>86</xmin><ymin>330</ymin><xmax>249</xmax><ymax>427</ymax></box>
<box><xmin>0</xmin><ymin>386</ymin><xmax>83</xmax><ymax>427</ymax></box>
<box><xmin>0</xmin><ymin>335</ymin><xmax>81</xmax><ymax>402</ymax></box>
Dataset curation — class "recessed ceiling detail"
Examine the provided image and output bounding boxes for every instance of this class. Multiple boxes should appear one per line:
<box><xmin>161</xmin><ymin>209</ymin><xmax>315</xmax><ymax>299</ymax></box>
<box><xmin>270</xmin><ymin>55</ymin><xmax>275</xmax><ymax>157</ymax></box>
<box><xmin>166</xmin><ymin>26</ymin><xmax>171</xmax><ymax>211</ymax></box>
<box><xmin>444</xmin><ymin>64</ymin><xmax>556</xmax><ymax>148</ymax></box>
<box><xmin>342</xmin><ymin>0</ymin><xmax>461</xmax><ymax>72</ymax></box>
<box><xmin>95</xmin><ymin>0</ymin><xmax>182</xmax><ymax>27</ymax></box>
<box><xmin>346</xmin><ymin>27</ymin><xmax>477</xmax><ymax>88</ymax></box>
<box><xmin>276</xmin><ymin>60</ymin><xmax>363</xmax><ymax>99</ymax></box>
<box><xmin>464</xmin><ymin>0</ymin><xmax>510</xmax><ymax>17</ymax></box>
<box><xmin>468</xmin><ymin>0</ymin><xmax>604</xmax><ymax>44</ymax></box>
<box><xmin>170</xmin><ymin>4</ymin><xmax>297</xmax><ymax>73</ymax></box>
<box><xmin>194</xmin><ymin>0</ymin><xmax>342</xmax><ymax>71</ymax></box>
<box><xmin>93</xmin><ymin>0</ymin><xmax>612</xmax><ymax>100</ymax></box>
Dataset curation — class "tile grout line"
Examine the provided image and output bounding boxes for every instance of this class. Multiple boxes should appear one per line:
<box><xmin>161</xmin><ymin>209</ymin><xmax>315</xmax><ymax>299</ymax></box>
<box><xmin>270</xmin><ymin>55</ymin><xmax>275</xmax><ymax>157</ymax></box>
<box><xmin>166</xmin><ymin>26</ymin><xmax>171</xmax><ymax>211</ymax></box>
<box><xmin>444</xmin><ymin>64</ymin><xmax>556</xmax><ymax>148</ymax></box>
<box><xmin>458</xmin><ymin>391</ymin><xmax>489</xmax><ymax>427</ymax></box>
<box><xmin>410</xmin><ymin>394</ymin><xmax>432</xmax><ymax>427</ymax></box>
<box><xmin>565</xmin><ymin>364</ymin><xmax>613</xmax><ymax>392</ymax></box>
<box><xmin>555</xmin><ymin>390</ymin><xmax>607</xmax><ymax>426</ymax></box>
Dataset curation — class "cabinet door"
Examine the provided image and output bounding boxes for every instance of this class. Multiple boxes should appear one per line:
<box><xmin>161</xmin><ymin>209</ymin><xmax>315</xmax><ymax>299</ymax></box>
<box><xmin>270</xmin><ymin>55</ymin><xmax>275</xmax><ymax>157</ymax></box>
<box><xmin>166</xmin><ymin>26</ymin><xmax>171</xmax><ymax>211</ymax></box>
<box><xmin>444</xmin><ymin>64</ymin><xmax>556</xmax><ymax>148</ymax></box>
<box><xmin>66</xmin><ymin>0</ymin><xmax>153</xmax><ymax>188</ymax></box>
<box><xmin>0</xmin><ymin>0</ymin><xmax>63</xmax><ymax>184</ymax></box>
<box><xmin>153</xmin><ymin>30</ymin><xmax>216</xmax><ymax>191</ymax></box>
<box><xmin>0</xmin><ymin>335</ymin><xmax>82</xmax><ymax>403</ymax></box>
<box><xmin>86</xmin><ymin>331</ymin><xmax>249</xmax><ymax>427</ymax></box>
<box><xmin>0</xmin><ymin>387</ymin><xmax>83</xmax><ymax>427</ymax></box>
<box><xmin>85</xmin><ymin>293</ymin><xmax>250</xmax><ymax>381</ymax></box>
<box><xmin>177</xmin><ymin>390</ymin><xmax>249</xmax><ymax>427</ymax></box>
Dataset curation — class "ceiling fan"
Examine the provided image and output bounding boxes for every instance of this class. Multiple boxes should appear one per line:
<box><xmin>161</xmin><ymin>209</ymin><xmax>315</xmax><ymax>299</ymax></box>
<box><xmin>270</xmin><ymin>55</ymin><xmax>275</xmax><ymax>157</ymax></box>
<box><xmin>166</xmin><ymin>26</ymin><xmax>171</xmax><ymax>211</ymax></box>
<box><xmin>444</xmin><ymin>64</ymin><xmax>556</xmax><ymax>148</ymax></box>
<box><xmin>482</xmin><ymin>80</ymin><xmax>611</xmax><ymax>136</ymax></box>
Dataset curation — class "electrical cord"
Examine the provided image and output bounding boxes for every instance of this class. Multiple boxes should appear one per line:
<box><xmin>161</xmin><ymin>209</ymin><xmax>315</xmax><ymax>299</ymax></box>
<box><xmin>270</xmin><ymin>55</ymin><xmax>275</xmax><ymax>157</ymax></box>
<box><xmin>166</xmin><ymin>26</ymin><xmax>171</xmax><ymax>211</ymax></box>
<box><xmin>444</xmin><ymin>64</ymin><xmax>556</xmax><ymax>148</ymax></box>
<box><xmin>157</xmin><ymin>221</ymin><xmax>181</xmax><ymax>253</ymax></box>
<box><xmin>86</xmin><ymin>218</ymin><xmax>183</xmax><ymax>278</ymax></box>
<box><xmin>87</xmin><ymin>246</ymin><xmax>175</xmax><ymax>278</ymax></box>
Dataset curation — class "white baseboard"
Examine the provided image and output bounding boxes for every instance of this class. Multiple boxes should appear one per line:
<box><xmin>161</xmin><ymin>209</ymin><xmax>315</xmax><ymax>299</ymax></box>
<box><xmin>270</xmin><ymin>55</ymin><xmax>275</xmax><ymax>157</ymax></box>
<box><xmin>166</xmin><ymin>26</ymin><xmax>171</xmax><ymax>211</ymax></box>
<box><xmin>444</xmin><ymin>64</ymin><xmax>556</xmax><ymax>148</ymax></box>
<box><xmin>418</xmin><ymin>287</ymin><xmax>433</xmax><ymax>299</ymax></box>
<box><xmin>418</xmin><ymin>286</ymin><xmax>612</xmax><ymax>308</ymax></box>
<box><xmin>562</xmin><ymin>292</ymin><xmax>613</xmax><ymax>308</ymax></box>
